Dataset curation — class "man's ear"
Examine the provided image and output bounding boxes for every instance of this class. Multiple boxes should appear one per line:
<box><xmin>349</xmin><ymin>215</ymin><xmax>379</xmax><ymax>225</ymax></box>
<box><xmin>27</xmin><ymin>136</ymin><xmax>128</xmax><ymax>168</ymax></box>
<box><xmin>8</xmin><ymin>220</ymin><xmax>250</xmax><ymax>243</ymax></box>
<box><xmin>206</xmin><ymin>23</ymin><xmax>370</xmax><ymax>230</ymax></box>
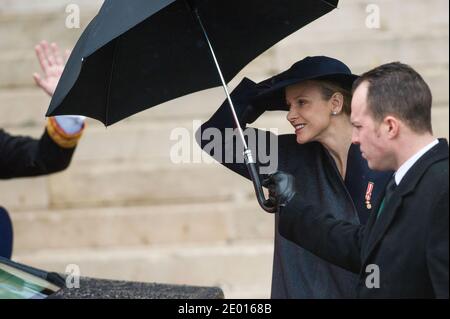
<box><xmin>383</xmin><ymin>116</ymin><xmax>400</xmax><ymax>139</ymax></box>
<box><xmin>330</xmin><ymin>92</ymin><xmax>344</xmax><ymax>114</ymax></box>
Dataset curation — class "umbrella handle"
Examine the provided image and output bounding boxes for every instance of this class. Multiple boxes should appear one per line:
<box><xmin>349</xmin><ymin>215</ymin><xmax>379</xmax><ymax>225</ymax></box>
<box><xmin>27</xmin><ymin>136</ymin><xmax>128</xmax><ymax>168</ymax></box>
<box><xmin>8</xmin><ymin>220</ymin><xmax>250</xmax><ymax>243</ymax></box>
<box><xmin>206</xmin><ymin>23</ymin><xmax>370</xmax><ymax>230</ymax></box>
<box><xmin>245</xmin><ymin>151</ymin><xmax>277</xmax><ymax>214</ymax></box>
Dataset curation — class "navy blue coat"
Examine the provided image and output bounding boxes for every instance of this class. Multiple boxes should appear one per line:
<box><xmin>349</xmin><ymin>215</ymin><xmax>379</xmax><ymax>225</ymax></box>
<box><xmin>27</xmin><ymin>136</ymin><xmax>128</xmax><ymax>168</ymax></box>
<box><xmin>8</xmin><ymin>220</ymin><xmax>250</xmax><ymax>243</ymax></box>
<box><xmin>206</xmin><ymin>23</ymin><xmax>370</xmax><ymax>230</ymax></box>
<box><xmin>197</xmin><ymin>78</ymin><xmax>392</xmax><ymax>298</ymax></box>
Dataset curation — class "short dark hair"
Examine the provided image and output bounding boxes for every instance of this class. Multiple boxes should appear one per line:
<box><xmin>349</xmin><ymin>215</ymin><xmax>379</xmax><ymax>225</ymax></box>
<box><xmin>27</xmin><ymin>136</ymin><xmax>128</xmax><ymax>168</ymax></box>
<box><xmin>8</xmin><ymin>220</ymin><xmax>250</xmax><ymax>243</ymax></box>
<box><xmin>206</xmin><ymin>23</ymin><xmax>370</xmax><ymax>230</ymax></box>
<box><xmin>353</xmin><ymin>62</ymin><xmax>433</xmax><ymax>133</ymax></box>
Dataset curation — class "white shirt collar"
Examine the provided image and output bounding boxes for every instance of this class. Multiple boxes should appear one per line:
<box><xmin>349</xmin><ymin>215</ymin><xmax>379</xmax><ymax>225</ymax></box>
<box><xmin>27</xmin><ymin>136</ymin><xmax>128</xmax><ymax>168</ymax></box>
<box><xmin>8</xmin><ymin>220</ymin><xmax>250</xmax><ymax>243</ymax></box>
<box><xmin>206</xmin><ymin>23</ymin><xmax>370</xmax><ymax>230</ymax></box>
<box><xmin>394</xmin><ymin>139</ymin><xmax>439</xmax><ymax>185</ymax></box>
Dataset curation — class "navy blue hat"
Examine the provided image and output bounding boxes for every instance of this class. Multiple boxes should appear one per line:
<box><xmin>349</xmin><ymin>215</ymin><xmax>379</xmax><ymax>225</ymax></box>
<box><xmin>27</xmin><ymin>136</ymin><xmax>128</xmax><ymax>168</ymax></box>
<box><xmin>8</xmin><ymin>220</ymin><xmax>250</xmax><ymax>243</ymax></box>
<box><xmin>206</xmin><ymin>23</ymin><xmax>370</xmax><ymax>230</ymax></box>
<box><xmin>252</xmin><ymin>56</ymin><xmax>359</xmax><ymax>109</ymax></box>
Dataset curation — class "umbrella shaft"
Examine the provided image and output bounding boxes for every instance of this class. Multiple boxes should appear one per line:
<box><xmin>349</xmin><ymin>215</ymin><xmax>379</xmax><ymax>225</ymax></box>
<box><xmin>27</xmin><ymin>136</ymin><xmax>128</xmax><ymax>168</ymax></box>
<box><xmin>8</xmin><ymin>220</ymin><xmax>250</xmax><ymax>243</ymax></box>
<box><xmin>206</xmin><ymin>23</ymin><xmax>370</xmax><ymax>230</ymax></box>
<box><xmin>189</xmin><ymin>3</ymin><xmax>275</xmax><ymax>213</ymax></box>
<box><xmin>191</xmin><ymin>8</ymin><xmax>249</xmax><ymax>151</ymax></box>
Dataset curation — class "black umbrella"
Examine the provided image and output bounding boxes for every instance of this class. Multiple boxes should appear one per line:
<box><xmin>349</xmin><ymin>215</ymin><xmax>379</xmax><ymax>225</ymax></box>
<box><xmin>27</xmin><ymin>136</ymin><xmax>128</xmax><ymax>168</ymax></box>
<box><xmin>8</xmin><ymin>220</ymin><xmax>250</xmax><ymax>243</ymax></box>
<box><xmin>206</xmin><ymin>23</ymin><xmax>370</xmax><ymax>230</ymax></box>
<box><xmin>46</xmin><ymin>0</ymin><xmax>338</xmax><ymax>212</ymax></box>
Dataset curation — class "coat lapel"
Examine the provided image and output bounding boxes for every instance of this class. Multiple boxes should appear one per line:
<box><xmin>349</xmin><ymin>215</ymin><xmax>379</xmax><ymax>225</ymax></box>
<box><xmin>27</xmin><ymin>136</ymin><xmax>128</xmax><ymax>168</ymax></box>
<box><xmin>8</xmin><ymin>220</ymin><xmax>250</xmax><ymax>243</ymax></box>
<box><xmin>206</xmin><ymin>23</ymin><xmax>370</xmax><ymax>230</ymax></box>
<box><xmin>361</xmin><ymin>182</ymin><xmax>389</xmax><ymax>260</ymax></box>
<box><xmin>362</xmin><ymin>139</ymin><xmax>449</xmax><ymax>266</ymax></box>
<box><xmin>363</xmin><ymin>191</ymin><xmax>404</xmax><ymax>264</ymax></box>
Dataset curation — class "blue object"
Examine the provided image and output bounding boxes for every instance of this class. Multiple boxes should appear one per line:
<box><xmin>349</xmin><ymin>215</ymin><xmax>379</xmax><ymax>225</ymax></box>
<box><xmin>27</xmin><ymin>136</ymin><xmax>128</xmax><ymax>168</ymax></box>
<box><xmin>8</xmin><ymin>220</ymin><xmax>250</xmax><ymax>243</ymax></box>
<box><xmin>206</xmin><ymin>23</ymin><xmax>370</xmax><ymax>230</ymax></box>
<box><xmin>0</xmin><ymin>207</ymin><xmax>13</xmax><ymax>259</ymax></box>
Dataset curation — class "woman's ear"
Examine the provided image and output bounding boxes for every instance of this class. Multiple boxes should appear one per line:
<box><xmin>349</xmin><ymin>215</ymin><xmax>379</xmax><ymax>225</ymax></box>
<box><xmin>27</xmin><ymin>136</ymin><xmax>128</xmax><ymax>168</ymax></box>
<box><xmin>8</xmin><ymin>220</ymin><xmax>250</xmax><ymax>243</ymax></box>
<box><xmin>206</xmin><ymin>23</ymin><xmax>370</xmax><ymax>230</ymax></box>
<box><xmin>330</xmin><ymin>92</ymin><xmax>344</xmax><ymax>115</ymax></box>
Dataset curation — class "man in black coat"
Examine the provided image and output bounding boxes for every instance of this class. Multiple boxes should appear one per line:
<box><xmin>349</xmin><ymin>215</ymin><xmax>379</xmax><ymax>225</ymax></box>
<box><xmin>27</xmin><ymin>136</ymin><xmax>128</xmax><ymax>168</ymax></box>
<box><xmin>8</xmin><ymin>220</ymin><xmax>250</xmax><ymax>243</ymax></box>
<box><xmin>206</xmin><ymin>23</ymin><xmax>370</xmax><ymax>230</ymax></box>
<box><xmin>265</xmin><ymin>62</ymin><xmax>449</xmax><ymax>298</ymax></box>
<box><xmin>0</xmin><ymin>41</ymin><xmax>85</xmax><ymax>258</ymax></box>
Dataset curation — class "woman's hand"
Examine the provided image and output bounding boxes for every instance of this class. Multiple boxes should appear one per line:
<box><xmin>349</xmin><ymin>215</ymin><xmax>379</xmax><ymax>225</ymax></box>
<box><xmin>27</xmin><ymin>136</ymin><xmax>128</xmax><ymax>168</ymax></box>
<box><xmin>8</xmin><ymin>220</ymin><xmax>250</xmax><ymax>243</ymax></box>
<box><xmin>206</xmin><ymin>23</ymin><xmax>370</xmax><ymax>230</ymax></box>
<box><xmin>263</xmin><ymin>171</ymin><xmax>297</xmax><ymax>208</ymax></box>
<box><xmin>33</xmin><ymin>41</ymin><xmax>70</xmax><ymax>97</ymax></box>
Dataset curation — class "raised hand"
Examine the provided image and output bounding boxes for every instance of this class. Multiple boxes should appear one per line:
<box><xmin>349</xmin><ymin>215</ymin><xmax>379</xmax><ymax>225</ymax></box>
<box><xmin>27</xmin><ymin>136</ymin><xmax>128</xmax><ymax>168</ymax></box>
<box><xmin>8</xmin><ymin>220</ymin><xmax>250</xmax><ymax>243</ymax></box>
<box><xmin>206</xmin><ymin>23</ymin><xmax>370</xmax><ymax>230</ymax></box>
<box><xmin>33</xmin><ymin>41</ymin><xmax>70</xmax><ymax>97</ymax></box>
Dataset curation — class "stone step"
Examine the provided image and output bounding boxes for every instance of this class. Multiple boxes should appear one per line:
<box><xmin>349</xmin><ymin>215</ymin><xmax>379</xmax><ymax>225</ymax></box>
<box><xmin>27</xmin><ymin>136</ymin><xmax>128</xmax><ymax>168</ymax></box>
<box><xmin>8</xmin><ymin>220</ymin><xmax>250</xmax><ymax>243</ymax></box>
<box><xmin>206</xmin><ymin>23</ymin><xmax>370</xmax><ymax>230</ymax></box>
<box><xmin>0</xmin><ymin>159</ymin><xmax>266</xmax><ymax>211</ymax></box>
<box><xmin>1</xmin><ymin>107</ymin><xmax>448</xmax><ymax>211</ymax></box>
<box><xmin>1</xmin><ymin>0</ymin><xmax>448</xmax><ymax>89</ymax></box>
<box><xmin>0</xmin><ymin>0</ymin><xmax>103</xmax><ymax>14</ymax></box>
<box><xmin>294</xmin><ymin>0</ymin><xmax>449</xmax><ymax>39</ymax></box>
<box><xmin>0</xmin><ymin>3</ymin><xmax>96</xmax><ymax>50</ymax></box>
<box><xmin>2</xmin><ymin>31</ymin><xmax>448</xmax><ymax>90</ymax></box>
<box><xmin>273</xmin><ymin>31</ymin><xmax>449</xmax><ymax>73</ymax></box>
<box><xmin>0</xmin><ymin>0</ymin><xmax>447</xmax><ymax>51</ymax></box>
<box><xmin>1</xmin><ymin>65</ymin><xmax>447</xmax><ymax>129</ymax></box>
<box><xmin>2</xmin><ymin>102</ymin><xmax>448</xmax><ymax>159</ymax></box>
<box><xmin>223</xmin><ymin>285</ymin><xmax>271</xmax><ymax>299</ymax></box>
<box><xmin>13</xmin><ymin>242</ymin><xmax>274</xmax><ymax>299</ymax></box>
<box><xmin>11</xmin><ymin>200</ymin><xmax>274</xmax><ymax>253</ymax></box>
<box><xmin>47</xmin><ymin>162</ymin><xmax>268</xmax><ymax>208</ymax></box>
<box><xmin>432</xmin><ymin>106</ymin><xmax>450</xmax><ymax>139</ymax></box>
<box><xmin>0</xmin><ymin>86</ymin><xmax>230</xmax><ymax>129</ymax></box>
<box><xmin>1</xmin><ymin>112</ymin><xmax>291</xmax><ymax>159</ymax></box>
<box><xmin>0</xmin><ymin>177</ymin><xmax>49</xmax><ymax>211</ymax></box>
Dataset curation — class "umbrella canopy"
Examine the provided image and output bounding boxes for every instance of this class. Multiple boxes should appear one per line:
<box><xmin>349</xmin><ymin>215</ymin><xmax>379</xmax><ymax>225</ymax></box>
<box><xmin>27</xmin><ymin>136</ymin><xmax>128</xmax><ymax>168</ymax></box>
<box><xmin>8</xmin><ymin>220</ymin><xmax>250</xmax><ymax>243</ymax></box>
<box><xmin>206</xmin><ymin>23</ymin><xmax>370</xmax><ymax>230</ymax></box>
<box><xmin>46</xmin><ymin>0</ymin><xmax>338</xmax><ymax>213</ymax></box>
<box><xmin>46</xmin><ymin>0</ymin><xmax>338</xmax><ymax>125</ymax></box>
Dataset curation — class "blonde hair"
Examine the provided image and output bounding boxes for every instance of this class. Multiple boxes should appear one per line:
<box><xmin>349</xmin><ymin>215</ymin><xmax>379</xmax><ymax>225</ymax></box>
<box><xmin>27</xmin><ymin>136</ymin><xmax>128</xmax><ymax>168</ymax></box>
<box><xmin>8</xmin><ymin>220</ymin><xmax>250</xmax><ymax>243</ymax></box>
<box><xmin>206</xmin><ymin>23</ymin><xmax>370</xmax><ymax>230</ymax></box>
<box><xmin>313</xmin><ymin>80</ymin><xmax>353</xmax><ymax>115</ymax></box>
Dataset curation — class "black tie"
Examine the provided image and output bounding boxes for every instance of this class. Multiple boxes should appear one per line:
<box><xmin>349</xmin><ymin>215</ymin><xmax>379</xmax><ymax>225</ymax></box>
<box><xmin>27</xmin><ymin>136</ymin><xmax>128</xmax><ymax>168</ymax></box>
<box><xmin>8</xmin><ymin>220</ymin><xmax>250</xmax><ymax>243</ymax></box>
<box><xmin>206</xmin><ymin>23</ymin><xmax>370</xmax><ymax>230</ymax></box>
<box><xmin>377</xmin><ymin>175</ymin><xmax>397</xmax><ymax>218</ymax></box>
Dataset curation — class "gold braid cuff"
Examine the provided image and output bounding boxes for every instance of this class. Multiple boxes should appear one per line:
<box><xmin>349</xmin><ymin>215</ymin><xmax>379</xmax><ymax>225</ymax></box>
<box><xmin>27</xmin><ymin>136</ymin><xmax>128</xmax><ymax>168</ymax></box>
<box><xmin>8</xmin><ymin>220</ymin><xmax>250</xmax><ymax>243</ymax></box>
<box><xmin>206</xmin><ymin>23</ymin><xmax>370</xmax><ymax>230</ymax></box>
<box><xmin>46</xmin><ymin>117</ymin><xmax>85</xmax><ymax>149</ymax></box>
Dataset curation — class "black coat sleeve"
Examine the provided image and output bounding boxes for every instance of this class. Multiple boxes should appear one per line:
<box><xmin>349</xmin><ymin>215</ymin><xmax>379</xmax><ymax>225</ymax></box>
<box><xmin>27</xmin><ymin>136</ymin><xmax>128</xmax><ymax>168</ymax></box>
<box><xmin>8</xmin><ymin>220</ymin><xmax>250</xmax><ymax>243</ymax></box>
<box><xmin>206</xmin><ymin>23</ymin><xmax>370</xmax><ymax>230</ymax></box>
<box><xmin>279</xmin><ymin>193</ymin><xmax>365</xmax><ymax>273</ymax></box>
<box><xmin>0</xmin><ymin>129</ymin><xmax>76</xmax><ymax>179</ymax></box>
<box><xmin>195</xmin><ymin>77</ymin><xmax>281</xmax><ymax>180</ymax></box>
<box><xmin>426</xmin><ymin>187</ymin><xmax>449</xmax><ymax>298</ymax></box>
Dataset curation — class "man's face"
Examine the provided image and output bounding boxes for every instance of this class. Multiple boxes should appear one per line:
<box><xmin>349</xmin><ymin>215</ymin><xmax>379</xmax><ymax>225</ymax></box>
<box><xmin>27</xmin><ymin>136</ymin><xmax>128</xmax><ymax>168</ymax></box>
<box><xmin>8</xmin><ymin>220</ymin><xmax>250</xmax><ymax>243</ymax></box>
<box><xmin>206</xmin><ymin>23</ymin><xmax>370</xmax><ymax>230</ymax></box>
<box><xmin>351</xmin><ymin>82</ymin><xmax>393</xmax><ymax>171</ymax></box>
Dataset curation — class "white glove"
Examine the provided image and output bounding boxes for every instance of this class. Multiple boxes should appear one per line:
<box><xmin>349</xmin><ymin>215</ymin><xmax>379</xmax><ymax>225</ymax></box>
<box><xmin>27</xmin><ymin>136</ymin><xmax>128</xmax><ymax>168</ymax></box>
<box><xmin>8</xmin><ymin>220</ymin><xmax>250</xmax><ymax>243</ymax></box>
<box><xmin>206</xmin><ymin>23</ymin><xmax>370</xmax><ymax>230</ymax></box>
<box><xmin>54</xmin><ymin>115</ymin><xmax>86</xmax><ymax>135</ymax></box>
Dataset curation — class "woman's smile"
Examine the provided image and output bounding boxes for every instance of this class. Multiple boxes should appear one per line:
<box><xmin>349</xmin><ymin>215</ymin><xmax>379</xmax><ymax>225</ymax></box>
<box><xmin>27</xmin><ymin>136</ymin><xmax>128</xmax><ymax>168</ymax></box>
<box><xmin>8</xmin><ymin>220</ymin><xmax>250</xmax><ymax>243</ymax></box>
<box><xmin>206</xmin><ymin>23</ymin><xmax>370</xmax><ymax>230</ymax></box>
<box><xmin>293</xmin><ymin>123</ymin><xmax>307</xmax><ymax>134</ymax></box>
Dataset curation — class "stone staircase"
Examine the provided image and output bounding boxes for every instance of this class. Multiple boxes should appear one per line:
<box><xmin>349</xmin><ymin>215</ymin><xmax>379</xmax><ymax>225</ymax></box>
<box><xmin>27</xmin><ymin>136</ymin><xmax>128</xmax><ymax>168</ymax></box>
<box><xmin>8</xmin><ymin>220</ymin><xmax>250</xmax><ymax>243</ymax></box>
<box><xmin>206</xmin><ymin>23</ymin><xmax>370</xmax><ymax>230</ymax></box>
<box><xmin>0</xmin><ymin>0</ymin><xmax>448</xmax><ymax>299</ymax></box>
